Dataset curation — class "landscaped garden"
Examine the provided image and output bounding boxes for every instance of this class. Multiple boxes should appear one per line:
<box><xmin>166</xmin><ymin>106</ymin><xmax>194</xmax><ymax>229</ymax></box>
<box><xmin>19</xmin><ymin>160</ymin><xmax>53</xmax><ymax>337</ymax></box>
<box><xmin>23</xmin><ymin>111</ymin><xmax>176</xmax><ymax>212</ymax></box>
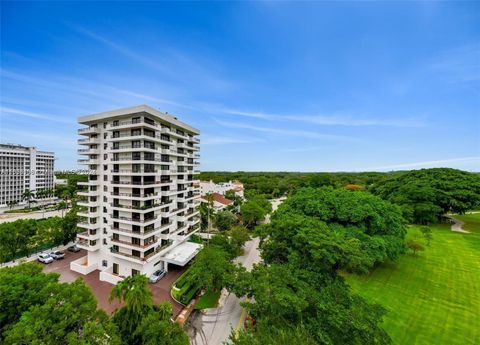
<box><xmin>343</xmin><ymin>216</ymin><xmax>480</xmax><ymax>345</ymax></box>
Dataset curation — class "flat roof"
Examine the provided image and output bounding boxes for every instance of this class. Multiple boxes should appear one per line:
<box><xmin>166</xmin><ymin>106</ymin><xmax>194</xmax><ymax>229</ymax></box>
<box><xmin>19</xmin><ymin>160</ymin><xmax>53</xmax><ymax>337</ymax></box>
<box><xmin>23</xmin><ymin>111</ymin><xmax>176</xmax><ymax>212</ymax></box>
<box><xmin>162</xmin><ymin>242</ymin><xmax>203</xmax><ymax>266</ymax></box>
<box><xmin>77</xmin><ymin>104</ymin><xmax>199</xmax><ymax>134</ymax></box>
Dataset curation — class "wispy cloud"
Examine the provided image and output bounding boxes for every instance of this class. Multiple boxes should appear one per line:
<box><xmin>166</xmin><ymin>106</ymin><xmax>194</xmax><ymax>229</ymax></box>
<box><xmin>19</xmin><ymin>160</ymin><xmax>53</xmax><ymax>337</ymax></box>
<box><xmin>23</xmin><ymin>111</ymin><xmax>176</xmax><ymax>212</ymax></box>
<box><xmin>281</xmin><ymin>145</ymin><xmax>332</xmax><ymax>153</ymax></box>
<box><xmin>201</xmin><ymin>135</ymin><xmax>262</xmax><ymax>145</ymax></box>
<box><xmin>71</xmin><ymin>26</ymin><xmax>236</xmax><ymax>92</ymax></box>
<box><xmin>215</xmin><ymin>120</ymin><xmax>359</xmax><ymax>141</ymax></box>
<box><xmin>219</xmin><ymin>108</ymin><xmax>426</xmax><ymax>128</ymax></box>
<box><xmin>429</xmin><ymin>43</ymin><xmax>480</xmax><ymax>83</ymax></box>
<box><xmin>0</xmin><ymin>107</ymin><xmax>75</xmax><ymax>124</ymax></box>
<box><xmin>366</xmin><ymin>156</ymin><xmax>480</xmax><ymax>171</ymax></box>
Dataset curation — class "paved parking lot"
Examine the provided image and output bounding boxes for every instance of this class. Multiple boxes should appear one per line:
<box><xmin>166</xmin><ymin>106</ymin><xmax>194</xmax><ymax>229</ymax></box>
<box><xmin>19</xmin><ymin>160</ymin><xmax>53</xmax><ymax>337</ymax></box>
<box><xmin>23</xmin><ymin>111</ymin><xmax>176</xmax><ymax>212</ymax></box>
<box><xmin>41</xmin><ymin>249</ymin><xmax>186</xmax><ymax>317</ymax></box>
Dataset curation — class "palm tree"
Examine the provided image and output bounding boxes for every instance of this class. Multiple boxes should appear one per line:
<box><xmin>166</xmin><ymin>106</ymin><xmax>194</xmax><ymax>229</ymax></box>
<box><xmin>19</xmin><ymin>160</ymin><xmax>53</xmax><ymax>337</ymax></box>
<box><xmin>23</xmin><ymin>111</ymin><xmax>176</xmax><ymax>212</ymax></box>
<box><xmin>109</xmin><ymin>274</ymin><xmax>153</xmax><ymax>314</ymax></box>
<box><xmin>7</xmin><ymin>201</ymin><xmax>17</xmax><ymax>211</ymax></box>
<box><xmin>22</xmin><ymin>189</ymin><xmax>34</xmax><ymax>210</ymax></box>
<box><xmin>205</xmin><ymin>193</ymin><xmax>215</xmax><ymax>244</ymax></box>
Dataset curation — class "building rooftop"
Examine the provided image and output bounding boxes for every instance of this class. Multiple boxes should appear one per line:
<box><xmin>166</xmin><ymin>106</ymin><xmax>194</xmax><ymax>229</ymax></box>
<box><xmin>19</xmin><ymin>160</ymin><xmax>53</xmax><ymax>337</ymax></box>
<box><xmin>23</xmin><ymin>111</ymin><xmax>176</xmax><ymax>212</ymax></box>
<box><xmin>77</xmin><ymin>104</ymin><xmax>200</xmax><ymax>134</ymax></box>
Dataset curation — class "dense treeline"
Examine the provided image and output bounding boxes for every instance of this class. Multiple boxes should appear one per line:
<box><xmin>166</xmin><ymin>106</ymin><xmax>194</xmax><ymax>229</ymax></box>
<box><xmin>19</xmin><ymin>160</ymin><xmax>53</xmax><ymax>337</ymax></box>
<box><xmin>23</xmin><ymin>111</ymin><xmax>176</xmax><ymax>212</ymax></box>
<box><xmin>0</xmin><ymin>263</ymin><xmax>121</xmax><ymax>344</ymax></box>
<box><xmin>201</xmin><ymin>168</ymin><xmax>480</xmax><ymax>223</ymax></box>
<box><xmin>199</xmin><ymin>171</ymin><xmax>399</xmax><ymax>198</ymax></box>
<box><xmin>0</xmin><ymin>207</ymin><xmax>78</xmax><ymax>263</ymax></box>
<box><xmin>54</xmin><ymin>172</ymin><xmax>88</xmax><ymax>200</ymax></box>
<box><xmin>0</xmin><ymin>263</ymin><xmax>187</xmax><ymax>344</ymax></box>
<box><xmin>372</xmin><ymin>168</ymin><xmax>480</xmax><ymax>223</ymax></box>
<box><xmin>228</xmin><ymin>187</ymin><xmax>404</xmax><ymax>344</ymax></box>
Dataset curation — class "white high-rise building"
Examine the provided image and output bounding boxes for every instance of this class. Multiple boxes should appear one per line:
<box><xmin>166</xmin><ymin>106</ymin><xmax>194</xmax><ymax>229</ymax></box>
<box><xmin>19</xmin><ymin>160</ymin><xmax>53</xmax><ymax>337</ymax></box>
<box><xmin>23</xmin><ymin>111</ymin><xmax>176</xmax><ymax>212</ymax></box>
<box><xmin>70</xmin><ymin>105</ymin><xmax>201</xmax><ymax>284</ymax></box>
<box><xmin>0</xmin><ymin>144</ymin><xmax>55</xmax><ymax>207</ymax></box>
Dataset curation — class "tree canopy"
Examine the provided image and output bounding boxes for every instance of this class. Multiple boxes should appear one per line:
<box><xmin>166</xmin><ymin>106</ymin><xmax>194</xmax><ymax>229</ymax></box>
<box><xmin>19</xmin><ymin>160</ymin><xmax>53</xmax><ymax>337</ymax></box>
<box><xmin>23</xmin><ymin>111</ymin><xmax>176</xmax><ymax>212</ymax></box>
<box><xmin>1</xmin><ymin>263</ymin><xmax>120</xmax><ymax>345</ymax></box>
<box><xmin>228</xmin><ymin>187</ymin><xmax>404</xmax><ymax>344</ymax></box>
<box><xmin>262</xmin><ymin>187</ymin><xmax>407</xmax><ymax>272</ymax></box>
<box><xmin>371</xmin><ymin>168</ymin><xmax>480</xmax><ymax>224</ymax></box>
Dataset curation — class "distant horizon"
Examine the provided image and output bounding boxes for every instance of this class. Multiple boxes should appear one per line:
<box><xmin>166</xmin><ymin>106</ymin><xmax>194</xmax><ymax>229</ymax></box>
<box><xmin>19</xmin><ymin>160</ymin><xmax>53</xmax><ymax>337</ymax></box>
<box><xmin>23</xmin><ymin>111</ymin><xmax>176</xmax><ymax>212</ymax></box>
<box><xmin>1</xmin><ymin>2</ymin><xmax>479</xmax><ymax>172</ymax></box>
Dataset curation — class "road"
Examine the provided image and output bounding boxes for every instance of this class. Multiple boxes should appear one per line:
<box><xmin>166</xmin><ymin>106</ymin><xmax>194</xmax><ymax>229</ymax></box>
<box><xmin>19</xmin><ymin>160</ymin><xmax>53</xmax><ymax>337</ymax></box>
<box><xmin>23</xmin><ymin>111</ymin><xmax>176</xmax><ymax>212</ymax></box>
<box><xmin>0</xmin><ymin>209</ymin><xmax>66</xmax><ymax>223</ymax></box>
<box><xmin>187</xmin><ymin>197</ymin><xmax>285</xmax><ymax>345</ymax></box>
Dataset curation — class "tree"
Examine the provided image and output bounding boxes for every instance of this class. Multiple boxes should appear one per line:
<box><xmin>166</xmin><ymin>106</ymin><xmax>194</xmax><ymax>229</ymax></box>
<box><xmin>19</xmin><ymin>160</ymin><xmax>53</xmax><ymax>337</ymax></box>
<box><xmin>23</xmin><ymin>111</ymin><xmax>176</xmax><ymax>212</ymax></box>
<box><xmin>22</xmin><ymin>188</ymin><xmax>34</xmax><ymax>209</ymax></box>
<box><xmin>0</xmin><ymin>263</ymin><xmax>59</xmax><ymax>335</ymax></box>
<box><xmin>6</xmin><ymin>201</ymin><xmax>17</xmax><ymax>211</ymax></box>
<box><xmin>241</xmin><ymin>201</ymin><xmax>266</xmax><ymax>229</ymax></box>
<box><xmin>189</xmin><ymin>247</ymin><xmax>236</xmax><ymax>292</ymax></box>
<box><xmin>3</xmin><ymin>278</ymin><xmax>120</xmax><ymax>345</ymax></box>
<box><xmin>110</xmin><ymin>274</ymin><xmax>154</xmax><ymax>344</ymax></box>
<box><xmin>133</xmin><ymin>302</ymin><xmax>189</xmax><ymax>345</ymax></box>
<box><xmin>214</xmin><ymin>210</ymin><xmax>237</xmax><ymax>232</ymax></box>
<box><xmin>420</xmin><ymin>226</ymin><xmax>433</xmax><ymax>246</ymax></box>
<box><xmin>57</xmin><ymin>200</ymin><xmax>68</xmax><ymax>217</ymax></box>
<box><xmin>372</xmin><ymin>168</ymin><xmax>480</xmax><ymax>224</ymax></box>
<box><xmin>62</xmin><ymin>207</ymin><xmax>79</xmax><ymax>244</ymax></box>
<box><xmin>407</xmin><ymin>239</ymin><xmax>425</xmax><ymax>255</ymax></box>
<box><xmin>227</xmin><ymin>226</ymin><xmax>250</xmax><ymax>256</ymax></box>
<box><xmin>109</xmin><ymin>275</ymin><xmax>187</xmax><ymax>345</ymax></box>
<box><xmin>262</xmin><ymin>187</ymin><xmax>407</xmax><ymax>271</ymax></box>
<box><xmin>229</xmin><ymin>263</ymin><xmax>391</xmax><ymax>345</ymax></box>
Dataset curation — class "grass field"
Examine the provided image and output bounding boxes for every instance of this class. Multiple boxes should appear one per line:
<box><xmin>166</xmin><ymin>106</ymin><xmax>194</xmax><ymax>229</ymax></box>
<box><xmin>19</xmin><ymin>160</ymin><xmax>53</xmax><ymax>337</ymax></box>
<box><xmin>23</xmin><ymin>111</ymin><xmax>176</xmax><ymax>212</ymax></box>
<box><xmin>344</xmin><ymin>214</ymin><xmax>480</xmax><ymax>345</ymax></box>
<box><xmin>194</xmin><ymin>289</ymin><xmax>221</xmax><ymax>310</ymax></box>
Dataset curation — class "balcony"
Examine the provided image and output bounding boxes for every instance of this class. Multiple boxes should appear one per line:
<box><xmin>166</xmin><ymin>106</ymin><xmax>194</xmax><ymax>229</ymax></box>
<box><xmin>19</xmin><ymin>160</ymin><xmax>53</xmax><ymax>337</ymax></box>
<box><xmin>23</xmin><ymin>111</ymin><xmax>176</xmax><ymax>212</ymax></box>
<box><xmin>110</xmin><ymin>236</ymin><xmax>158</xmax><ymax>249</ymax></box>
<box><xmin>109</xmin><ymin>240</ymin><xmax>172</xmax><ymax>263</ymax></box>
<box><xmin>110</xmin><ymin>221</ymin><xmax>172</xmax><ymax>237</ymax></box>
<box><xmin>111</xmin><ymin>191</ymin><xmax>158</xmax><ymax>200</ymax></box>
<box><xmin>78</xmin><ymin>159</ymin><xmax>99</xmax><ymax>165</ymax></box>
<box><xmin>78</xmin><ymin>137</ymin><xmax>99</xmax><ymax>145</ymax></box>
<box><xmin>78</xmin><ymin>127</ymin><xmax>99</xmax><ymax>135</ymax></box>
<box><xmin>77</xmin><ymin>239</ymin><xmax>100</xmax><ymax>252</ymax></box>
<box><xmin>111</xmin><ymin>214</ymin><xmax>158</xmax><ymax>225</ymax></box>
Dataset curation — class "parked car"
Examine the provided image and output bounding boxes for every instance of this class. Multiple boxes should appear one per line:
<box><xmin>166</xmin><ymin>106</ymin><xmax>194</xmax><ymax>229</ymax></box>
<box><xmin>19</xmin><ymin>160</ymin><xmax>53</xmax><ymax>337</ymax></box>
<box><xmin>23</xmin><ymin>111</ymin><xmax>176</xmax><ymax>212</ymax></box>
<box><xmin>37</xmin><ymin>253</ymin><xmax>54</xmax><ymax>264</ymax></box>
<box><xmin>149</xmin><ymin>269</ymin><xmax>166</xmax><ymax>283</ymax></box>
<box><xmin>49</xmin><ymin>251</ymin><xmax>65</xmax><ymax>260</ymax></box>
<box><xmin>68</xmin><ymin>245</ymin><xmax>80</xmax><ymax>252</ymax></box>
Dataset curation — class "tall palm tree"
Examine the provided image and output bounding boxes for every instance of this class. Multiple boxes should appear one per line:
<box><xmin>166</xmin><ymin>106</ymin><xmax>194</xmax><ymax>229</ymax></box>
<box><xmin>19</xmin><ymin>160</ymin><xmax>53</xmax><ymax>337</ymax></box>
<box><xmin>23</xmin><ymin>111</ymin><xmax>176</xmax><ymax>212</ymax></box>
<box><xmin>205</xmin><ymin>193</ymin><xmax>215</xmax><ymax>244</ymax></box>
<box><xmin>109</xmin><ymin>274</ymin><xmax>153</xmax><ymax>314</ymax></box>
<box><xmin>22</xmin><ymin>189</ymin><xmax>34</xmax><ymax>210</ymax></box>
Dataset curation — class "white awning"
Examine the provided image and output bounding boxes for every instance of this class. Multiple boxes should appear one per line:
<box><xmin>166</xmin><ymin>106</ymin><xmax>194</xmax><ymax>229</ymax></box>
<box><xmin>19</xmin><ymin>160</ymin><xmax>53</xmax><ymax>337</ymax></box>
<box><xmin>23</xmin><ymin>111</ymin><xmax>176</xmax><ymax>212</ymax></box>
<box><xmin>163</xmin><ymin>242</ymin><xmax>203</xmax><ymax>266</ymax></box>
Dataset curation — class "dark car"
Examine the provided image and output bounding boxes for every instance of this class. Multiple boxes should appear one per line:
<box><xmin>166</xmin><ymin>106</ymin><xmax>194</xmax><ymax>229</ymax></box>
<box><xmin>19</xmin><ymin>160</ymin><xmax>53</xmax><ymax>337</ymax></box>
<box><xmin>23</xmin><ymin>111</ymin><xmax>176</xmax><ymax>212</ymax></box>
<box><xmin>68</xmin><ymin>245</ymin><xmax>80</xmax><ymax>252</ymax></box>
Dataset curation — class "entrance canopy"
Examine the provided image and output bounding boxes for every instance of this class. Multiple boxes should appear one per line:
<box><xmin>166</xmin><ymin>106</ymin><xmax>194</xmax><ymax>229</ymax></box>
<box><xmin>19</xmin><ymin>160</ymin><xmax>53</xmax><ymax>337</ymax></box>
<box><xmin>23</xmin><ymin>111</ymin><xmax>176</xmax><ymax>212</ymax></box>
<box><xmin>162</xmin><ymin>242</ymin><xmax>203</xmax><ymax>266</ymax></box>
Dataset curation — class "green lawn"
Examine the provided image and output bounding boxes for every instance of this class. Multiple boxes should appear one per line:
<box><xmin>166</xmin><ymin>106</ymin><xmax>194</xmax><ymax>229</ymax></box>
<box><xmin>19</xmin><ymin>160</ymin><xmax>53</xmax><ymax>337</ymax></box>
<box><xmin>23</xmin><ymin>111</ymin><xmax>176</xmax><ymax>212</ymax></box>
<box><xmin>194</xmin><ymin>289</ymin><xmax>221</xmax><ymax>310</ymax></box>
<box><xmin>344</xmin><ymin>214</ymin><xmax>480</xmax><ymax>345</ymax></box>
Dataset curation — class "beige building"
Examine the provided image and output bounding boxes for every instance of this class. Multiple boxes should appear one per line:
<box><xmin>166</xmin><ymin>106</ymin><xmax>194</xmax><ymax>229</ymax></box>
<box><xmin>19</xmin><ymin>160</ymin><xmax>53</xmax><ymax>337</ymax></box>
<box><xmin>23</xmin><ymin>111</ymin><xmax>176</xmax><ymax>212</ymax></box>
<box><xmin>70</xmin><ymin>105</ymin><xmax>201</xmax><ymax>284</ymax></box>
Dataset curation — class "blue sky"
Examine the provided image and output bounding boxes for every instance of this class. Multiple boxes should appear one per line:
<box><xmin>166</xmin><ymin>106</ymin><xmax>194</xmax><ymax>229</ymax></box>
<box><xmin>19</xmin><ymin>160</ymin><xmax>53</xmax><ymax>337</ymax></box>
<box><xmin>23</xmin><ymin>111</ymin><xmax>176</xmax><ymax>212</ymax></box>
<box><xmin>1</xmin><ymin>2</ymin><xmax>479</xmax><ymax>172</ymax></box>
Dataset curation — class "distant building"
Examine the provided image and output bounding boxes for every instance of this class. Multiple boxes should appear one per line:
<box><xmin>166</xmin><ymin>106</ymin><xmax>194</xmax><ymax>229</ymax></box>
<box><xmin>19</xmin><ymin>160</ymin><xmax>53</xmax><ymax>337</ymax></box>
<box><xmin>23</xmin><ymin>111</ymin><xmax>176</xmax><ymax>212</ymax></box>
<box><xmin>198</xmin><ymin>192</ymin><xmax>234</xmax><ymax>211</ymax></box>
<box><xmin>199</xmin><ymin>180</ymin><xmax>244</xmax><ymax>199</ymax></box>
<box><xmin>0</xmin><ymin>144</ymin><xmax>55</xmax><ymax>207</ymax></box>
<box><xmin>54</xmin><ymin>177</ymin><xmax>68</xmax><ymax>186</ymax></box>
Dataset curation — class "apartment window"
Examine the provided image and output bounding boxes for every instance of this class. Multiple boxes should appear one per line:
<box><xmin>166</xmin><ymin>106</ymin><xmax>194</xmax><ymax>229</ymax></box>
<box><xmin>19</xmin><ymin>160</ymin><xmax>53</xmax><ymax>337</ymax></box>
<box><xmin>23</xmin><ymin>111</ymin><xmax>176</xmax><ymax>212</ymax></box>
<box><xmin>132</xmin><ymin>269</ymin><xmax>140</xmax><ymax>276</ymax></box>
<box><xmin>113</xmin><ymin>263</ymin><xmax>119</xmax><ymax>274</ymax></box>
<box><xmin>132</xmin><ymin>250</ymin><xmax>140</xmax><ymax>258</ymax></box>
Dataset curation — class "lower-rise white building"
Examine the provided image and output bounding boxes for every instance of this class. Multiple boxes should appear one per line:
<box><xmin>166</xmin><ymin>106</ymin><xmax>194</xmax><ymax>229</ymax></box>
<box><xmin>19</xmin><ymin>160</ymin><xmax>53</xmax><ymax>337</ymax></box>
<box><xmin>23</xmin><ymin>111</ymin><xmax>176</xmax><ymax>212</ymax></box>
<box><xmin>70</xmin><ymin>105</ymin><xmax>202</xmax><ymax>284</ymax></box>
<box><xmin>0</xmin><ymin>144</ymin><xmax>55</xmax><ymax>207</ymax></box>
<box><xmin>199</xmin><ymin>180</ymin><xmax>244</xmax><ymax>198</ymax></box>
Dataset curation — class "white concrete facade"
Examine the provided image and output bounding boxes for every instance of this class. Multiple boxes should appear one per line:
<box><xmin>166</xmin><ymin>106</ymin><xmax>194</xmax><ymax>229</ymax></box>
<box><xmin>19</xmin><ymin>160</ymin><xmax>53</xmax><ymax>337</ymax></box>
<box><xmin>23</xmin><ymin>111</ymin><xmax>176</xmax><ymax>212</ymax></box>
<box><xmin>199</xmin><ymin>180</ymin><xmax>244</xmax><ymax>198</ymax></box>
<box><xmin>0</xmin><ymin>144</ymin><xmax>55</xmax><ymax>207</ymax></box>
<box><xmin>71</xmin><ymin>105</ymin><xmax>201</xmax><ymax>283</ymax></box>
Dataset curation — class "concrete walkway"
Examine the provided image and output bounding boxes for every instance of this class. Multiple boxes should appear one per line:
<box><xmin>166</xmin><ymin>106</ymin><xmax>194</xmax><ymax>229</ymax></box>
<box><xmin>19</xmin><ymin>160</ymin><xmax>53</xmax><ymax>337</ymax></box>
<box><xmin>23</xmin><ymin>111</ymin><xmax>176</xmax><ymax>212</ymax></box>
<box><xmin>447</xmin><ymin>215</ymin><xmax>470</xmax><ymax>233</ymax></box>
